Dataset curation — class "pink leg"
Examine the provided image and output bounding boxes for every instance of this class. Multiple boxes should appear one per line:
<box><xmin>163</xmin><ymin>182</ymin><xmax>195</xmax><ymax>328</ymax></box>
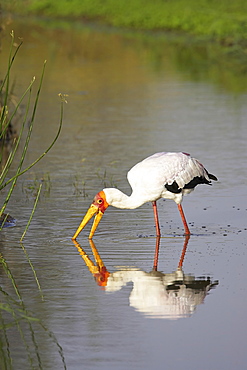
<box><xmin>177</xmin><ymin>204</ymin><xmax>190</xmax><ymax>235</ymax></box>
<box><xmin>152</xmin><ymin>201</ymin><xmax>161</xmax><ymax>237</ymax></box>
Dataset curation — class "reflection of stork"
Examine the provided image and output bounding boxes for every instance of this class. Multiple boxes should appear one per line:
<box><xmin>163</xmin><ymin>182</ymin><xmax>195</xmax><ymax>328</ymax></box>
<box><xmin>153</xmin><ymin>234</ymin><xmax>189</xmax><ymax>271</ymax></box>
<box><xmin>73</xmin><ymin>238</ymin><xmax>218</xmax><ymax>319</ymax></box>
<box><xmin>72</xmin><ymin>152</ymin><xmax>217</xmax><ymax>239</ymax></box>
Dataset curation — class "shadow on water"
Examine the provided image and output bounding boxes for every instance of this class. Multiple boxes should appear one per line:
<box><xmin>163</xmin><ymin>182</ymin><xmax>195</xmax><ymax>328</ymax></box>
<box><xmin>73</xmin><ymin>237</ymin><xmax>218</xmax><ymax>320</ymax></box>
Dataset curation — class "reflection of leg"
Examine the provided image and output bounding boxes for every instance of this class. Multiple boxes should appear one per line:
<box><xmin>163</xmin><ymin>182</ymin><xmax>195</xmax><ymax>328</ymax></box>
<box><xmin>152</xmin><ymin>201</ymin><xmax>161</xmax><ymax>237</ymax></box>
<box><xmin>153</xmin><ymin>236</ymin><xmax>161</xmax><ymax>271</ymax></box>
<box><xmin>177</xmin><ymin>204</ymin><xmax>190</xmax><ymax>235</ymax></box>
<box><xmin>178</xmin><ymin>235</ymin><xmax>190</xmax><ymax>268</ymax></box>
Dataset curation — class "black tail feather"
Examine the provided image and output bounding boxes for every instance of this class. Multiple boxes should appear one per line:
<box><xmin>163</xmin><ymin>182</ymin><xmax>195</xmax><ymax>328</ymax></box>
<box><xmin>208</xmin><ymin>173</ymin><xmax>217</xmax><ymax>181</ymax></box>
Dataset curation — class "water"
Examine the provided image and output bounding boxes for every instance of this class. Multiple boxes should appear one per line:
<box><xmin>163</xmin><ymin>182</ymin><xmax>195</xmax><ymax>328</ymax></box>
<box><xmin>0</xmin><ymin>15</ymin><xmax>247</xmax><ymax>370</ymax></box>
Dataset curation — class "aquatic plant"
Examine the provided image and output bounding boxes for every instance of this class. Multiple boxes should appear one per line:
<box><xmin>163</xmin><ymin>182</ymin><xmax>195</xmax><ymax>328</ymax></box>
<box><xmin>96</xmin><ymin>168</ymin><xmax>118</xmax><ymax>189</ymax></box>
<box><xmin>0</xmin><ymin>253</ymin><xmax>67</xmax><ymax>369</ymax></box>
<box><xmin>22</xmin><ymin>173</ymin><xmax>51</xmax><ymax>199</ymax></box>
<box><xmin>0</xmin><ymin>31</ymin><xmax>67</xmax><ymax>369</ymax></box>
<box><xmin>73</xmin><ymin>175</ymin><xmax>88</xmax><ymax>198</ymax></box>
<box><xmin>0</xmin><ymin>31</ymin><xmax>65</xmax><ymax>231</ymax></box>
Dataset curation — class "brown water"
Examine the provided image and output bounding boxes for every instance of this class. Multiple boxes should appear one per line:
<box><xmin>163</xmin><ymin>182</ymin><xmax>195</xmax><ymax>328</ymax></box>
<box><xmin>1</xmin><ymin>15</ymin><xmax>247</xmax><ymax>370</ymax></box>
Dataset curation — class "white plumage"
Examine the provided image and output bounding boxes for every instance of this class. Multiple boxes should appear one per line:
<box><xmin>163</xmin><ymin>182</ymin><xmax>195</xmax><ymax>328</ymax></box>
<box><xmin>72</xmin><ymin>152</ymin><xmax>217</xmax><ymax>239</ymax></box>
<box><xmin>103</xmin><ymin>152</ymin><xmax>216</xmax><ymax>208</ymax></box>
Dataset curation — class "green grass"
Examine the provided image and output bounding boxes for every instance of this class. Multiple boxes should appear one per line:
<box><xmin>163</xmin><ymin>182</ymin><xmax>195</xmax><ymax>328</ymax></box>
<box><xmin>0</xmin><ymin>32</ymin><xmax>65</xmax><ymax>232</ymax></box>
<box><xmin>3</xmin><ymin>0</ymin><xmax>247</xmax><ymax>44</ymax></box>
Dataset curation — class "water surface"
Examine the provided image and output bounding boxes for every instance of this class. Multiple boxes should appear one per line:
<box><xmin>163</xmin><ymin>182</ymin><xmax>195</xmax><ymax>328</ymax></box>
<box><xmin>0</xmin><ymin>15</ymin><xmax>247</xmax><ymax>370</ymax></box>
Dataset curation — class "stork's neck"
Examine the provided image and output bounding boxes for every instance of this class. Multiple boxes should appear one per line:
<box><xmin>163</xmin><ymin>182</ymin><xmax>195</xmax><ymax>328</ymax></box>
<box><xmin>103</xmin><ymin>188</ymin><xmax>147</xmax><ymax>209</ymax></box>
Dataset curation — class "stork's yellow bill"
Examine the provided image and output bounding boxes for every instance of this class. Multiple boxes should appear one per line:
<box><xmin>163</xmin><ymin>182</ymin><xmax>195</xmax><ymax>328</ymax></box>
<box><xmin>72</xmin><ymin>191</ymin><xmax>109</xmax><ymax>240</ymax></box>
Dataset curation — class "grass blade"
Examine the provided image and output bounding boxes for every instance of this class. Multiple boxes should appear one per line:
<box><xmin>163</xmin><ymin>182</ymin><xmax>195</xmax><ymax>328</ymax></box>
<box><xmin>20</xmin><ymin>182</ymin><xmax>42</xmax><ymax>242</ymax></box>
<box><xmin>0</xmin><ymin>91</ymin><xmax>65</xmax><ymax>194</ymax></box>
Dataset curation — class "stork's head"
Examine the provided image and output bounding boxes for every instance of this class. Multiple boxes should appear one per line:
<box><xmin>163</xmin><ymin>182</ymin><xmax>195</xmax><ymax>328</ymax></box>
<box><xmin>72</xmin><ymin>190</ymin><xmax>109</xmax><ymax>239</ymax></box>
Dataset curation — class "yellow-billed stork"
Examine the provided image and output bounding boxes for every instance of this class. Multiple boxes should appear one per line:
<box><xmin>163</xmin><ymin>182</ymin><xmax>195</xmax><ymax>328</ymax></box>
<box><xmin>72</xmin><ymin>152</ymin><xmax>217</xmax><ymax>239</ymax></box>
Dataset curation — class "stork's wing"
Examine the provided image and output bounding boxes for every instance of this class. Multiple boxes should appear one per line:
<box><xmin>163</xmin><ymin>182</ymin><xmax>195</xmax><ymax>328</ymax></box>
<box><xmin>127</xmin><ymin>152</ymin><xmax>216</xmax><ymax>195</ymax></box>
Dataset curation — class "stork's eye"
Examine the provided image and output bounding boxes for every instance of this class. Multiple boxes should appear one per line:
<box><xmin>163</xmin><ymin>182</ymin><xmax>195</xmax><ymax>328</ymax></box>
<box><xmin>97</xmin><ymin>199</ymin><xmax>103</xmax><ymax>204</ymax></box>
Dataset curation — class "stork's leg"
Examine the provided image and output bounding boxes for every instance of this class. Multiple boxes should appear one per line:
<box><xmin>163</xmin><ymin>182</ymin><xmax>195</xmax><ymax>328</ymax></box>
<box><xmin>177</xmin><ymin>204</ymin><xmax>190</xmax><ymax>235</ymax></box>
<box><xmin>152</xmin><ymin>201</ymin><xmax>161</xmax><ymax>237</ymax></box>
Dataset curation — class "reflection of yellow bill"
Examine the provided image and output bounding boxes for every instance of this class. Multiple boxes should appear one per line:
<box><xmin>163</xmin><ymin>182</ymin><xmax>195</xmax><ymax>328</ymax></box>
<box><xmin>72</xmin><ymin>239</ymin><xmax>110</xmax><ymax>287</ymax></box>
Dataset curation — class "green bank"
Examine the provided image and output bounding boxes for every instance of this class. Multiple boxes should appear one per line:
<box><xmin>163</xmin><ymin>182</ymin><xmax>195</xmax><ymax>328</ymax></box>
<box><xmin>2</xmin><ymin>0</ymin><xmax>247</xmax><ymax>45</ymax></box>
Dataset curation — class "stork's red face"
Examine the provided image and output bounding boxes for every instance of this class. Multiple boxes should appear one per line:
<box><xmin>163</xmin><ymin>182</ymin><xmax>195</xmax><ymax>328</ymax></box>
<box><xmin>72</xmin><ymin>191</ymin><xmax>109</xmax><ymax>239</ymax></box>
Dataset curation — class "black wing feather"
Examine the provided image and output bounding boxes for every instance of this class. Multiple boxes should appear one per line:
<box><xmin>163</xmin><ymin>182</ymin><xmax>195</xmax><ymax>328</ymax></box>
<box><xmin>165</xmin><ymin>172</ymin><xmax>217</xmax><ymax>194</ymax></box>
